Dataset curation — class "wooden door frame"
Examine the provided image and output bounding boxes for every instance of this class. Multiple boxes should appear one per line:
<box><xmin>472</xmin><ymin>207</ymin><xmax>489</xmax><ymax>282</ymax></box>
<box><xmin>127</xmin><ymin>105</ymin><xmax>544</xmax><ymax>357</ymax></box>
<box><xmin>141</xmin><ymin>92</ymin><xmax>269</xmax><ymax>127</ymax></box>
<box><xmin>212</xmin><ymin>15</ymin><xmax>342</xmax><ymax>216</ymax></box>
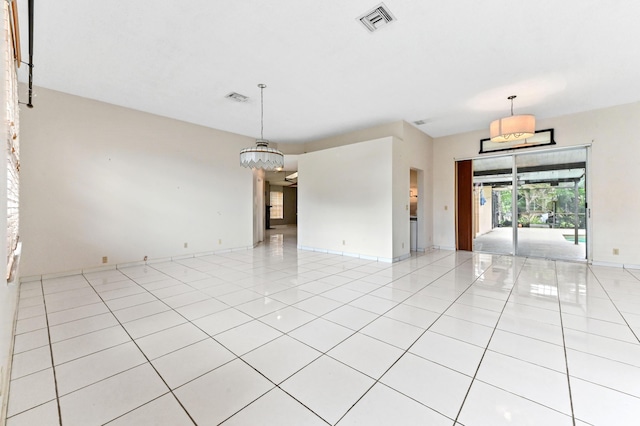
<box><xmin>455</xmin><ymin>160</ymin><xmax>473</xmax><ymax>251</ymax></box>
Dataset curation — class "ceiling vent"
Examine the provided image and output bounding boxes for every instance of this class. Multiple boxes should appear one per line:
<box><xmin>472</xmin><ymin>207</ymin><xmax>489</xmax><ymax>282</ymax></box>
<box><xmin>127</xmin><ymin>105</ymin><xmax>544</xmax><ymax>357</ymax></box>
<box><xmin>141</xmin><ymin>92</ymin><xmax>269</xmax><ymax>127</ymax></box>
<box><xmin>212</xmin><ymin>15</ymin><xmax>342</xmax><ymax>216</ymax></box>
<box><xmin>358</xmin><ymin>3</ymin><xmax>396</xmax><ymax>32</ymax></box>
<box><xmin>225</xmin><ymin>92</ymin><xmax>249</xmax><ymax>102</ymax></box>
<box><xmin>413</xmin><ymin>118</ymin><xmax>431</xmax><ymax>126</ymax></box>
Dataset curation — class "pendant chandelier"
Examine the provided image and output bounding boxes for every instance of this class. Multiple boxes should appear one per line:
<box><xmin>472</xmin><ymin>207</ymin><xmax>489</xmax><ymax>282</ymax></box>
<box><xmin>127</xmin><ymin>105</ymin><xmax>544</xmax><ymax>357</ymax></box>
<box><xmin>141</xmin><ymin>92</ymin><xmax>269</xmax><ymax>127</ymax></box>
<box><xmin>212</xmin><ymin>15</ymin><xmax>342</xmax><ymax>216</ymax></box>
<box><xmin>239</xmin><ymin>84</ymin><xmax>284</xmax><ymax>170</ymax></box>
<box><xmin>489</xmin><ymin>95</ymin><xmax>535</xmax><ymax>143</ymax></box>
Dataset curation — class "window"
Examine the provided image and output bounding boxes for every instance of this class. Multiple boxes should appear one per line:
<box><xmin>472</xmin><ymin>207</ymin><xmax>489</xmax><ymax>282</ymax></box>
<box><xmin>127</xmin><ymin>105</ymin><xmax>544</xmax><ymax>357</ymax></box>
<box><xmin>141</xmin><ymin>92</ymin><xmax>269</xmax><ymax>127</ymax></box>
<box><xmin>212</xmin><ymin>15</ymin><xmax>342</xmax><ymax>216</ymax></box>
<box><xmin>270</xmin><ymin>191</ymin><xmax>283</xmax><ymax>219</ymax></box>
<box><xmin>6</xmin><ymin>1</ymin><xmax>20</xmax><ymax>281</ymax></box>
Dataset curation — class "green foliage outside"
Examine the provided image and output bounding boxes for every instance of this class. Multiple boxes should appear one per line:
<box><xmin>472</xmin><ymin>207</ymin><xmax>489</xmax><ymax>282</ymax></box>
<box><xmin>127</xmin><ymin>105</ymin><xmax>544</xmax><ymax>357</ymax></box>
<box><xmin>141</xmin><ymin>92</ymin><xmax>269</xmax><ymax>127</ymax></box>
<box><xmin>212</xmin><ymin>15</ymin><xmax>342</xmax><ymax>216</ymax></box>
<box><xmin>495</xmin><ymin>180</ymin><xmax>586</xmax><ymax>229</ymax></box>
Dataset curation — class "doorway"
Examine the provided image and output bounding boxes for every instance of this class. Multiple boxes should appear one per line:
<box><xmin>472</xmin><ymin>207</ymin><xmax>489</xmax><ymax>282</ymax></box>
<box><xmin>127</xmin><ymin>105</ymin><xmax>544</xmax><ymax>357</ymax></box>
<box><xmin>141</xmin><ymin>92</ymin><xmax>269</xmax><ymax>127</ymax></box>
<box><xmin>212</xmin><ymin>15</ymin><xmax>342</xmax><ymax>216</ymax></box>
<box><xmin>461</xmin><ymin>147</ymin><xmax>588</xmax><ymax>261</ymax></box>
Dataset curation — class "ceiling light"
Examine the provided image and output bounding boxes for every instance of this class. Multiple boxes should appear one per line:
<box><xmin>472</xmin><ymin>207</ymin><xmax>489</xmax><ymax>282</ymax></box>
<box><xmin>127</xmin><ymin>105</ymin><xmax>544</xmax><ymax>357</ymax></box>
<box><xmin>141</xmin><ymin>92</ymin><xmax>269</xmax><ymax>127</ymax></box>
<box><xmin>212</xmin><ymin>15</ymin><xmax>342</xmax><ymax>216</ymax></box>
<box><xmin>240</xmin><ymin>84</ymin><xmax>284</xmax><ymax>171</ymax></box>
<box><xmin>489</xmin><ymin>95</ymin><xmax>535</xmax><ymax>143</ymax></box>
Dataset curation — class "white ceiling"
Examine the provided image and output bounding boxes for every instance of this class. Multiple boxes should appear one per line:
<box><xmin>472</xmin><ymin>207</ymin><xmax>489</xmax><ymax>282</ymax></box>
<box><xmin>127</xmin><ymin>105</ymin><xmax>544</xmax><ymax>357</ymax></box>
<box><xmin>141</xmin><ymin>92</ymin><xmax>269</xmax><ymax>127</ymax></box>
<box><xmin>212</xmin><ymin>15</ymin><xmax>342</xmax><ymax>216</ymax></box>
<box><xmin>17</xmin><ymin>0</ymin><xmax>640</xmax><ymax>144</ymax></box>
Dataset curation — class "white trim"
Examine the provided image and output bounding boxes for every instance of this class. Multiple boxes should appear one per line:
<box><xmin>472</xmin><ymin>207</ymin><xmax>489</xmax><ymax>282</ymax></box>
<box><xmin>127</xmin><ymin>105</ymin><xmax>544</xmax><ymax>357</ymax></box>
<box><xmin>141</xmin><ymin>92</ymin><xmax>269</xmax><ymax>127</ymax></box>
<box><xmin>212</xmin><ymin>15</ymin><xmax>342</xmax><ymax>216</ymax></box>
<box><xmin>41</xmin><ymin>269</ymin><xmax>83</xmax><ymax>280</ymax></box>
<box><xmin>19</xmin><ymin>245</ymin><xmax>261</xmax><ymax>283</ymax></box>
<box><xmin>591</xmin><ymin>261</ymin><xmax>623</xmax><ymax>268</ymax></box>
<box><xmin>454</xmin><ymin>142</ymin><xmax>593</xmax><ymax>162</ymax></box>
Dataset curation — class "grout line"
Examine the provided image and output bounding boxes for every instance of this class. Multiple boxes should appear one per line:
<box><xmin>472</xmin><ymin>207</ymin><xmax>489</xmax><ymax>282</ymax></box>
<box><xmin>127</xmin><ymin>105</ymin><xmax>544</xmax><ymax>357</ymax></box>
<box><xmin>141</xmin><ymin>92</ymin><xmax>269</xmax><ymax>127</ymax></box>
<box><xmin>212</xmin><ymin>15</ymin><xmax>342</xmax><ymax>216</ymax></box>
<box><xmin>335</xmin><ymin>252</ymin><xmax>494</xmax><ymax>425</ymax></box>
<box><xmin>555</xmin><ymin>261</ymin><xmax>577</xmax><ymax>426</ymax></box>
<box><xmin>587</xmin><ymin>266</ymin><xmax>640</xmax><ymax>345</ymax></box>
<box><xmin>452</xmin><ymin>255</ymin><xmax>525</xmax><ymax>424</ymax></box>
<box><xmin>77</xmin><ymin>272</ymin><xmax>200</xmax><ymax>426</ymax></box>
<box><xmin>14</xmin><ymin>241</ymin><xmax>513</xmax><ymax>425</ymax></box>
<box><xmin>38</xmin><ymin>279</ymin><xmax>63</xmax><ymax>426</ymax></box>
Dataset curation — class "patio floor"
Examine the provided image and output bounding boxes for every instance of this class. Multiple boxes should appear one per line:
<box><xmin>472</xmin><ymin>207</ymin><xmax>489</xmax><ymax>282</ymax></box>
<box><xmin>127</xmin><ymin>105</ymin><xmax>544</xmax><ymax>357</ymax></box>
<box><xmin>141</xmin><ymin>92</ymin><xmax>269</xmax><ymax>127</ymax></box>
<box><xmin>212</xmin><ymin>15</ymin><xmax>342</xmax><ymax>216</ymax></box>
<box><xmin>473</xmin><ymin>227</ymin><xmax>587</xmax><ymax>261</ymax></box>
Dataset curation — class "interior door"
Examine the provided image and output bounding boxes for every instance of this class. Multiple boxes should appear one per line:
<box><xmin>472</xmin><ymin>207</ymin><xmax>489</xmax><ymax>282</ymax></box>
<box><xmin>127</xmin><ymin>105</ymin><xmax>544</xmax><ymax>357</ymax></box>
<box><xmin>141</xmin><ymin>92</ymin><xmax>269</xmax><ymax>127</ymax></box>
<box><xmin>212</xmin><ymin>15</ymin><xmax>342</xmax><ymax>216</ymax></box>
<box><xmin>456</xmin><ymin>160</ymin><xmax>473</xmax><ymax>251</ymax></box>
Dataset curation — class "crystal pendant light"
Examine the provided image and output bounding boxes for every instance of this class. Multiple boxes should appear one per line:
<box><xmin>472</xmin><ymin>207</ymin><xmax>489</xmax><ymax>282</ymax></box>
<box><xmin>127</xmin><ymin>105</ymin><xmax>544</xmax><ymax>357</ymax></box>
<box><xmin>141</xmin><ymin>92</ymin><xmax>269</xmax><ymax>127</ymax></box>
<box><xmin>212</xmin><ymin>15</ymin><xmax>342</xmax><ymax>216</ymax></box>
<box><xmin>239</xmin><ymin>84</ymin><xmax>284</xmax><ymax>170</ymax></box>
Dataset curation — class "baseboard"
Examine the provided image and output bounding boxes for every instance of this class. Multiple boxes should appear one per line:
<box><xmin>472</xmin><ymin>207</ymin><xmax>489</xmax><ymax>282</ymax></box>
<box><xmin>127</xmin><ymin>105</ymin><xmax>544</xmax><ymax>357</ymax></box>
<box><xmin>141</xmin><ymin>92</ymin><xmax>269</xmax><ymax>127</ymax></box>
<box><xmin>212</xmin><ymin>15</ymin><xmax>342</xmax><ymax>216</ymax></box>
<box><xmin>591</xmin><ymin>261</ymin><xmax>624</xmax><ymax>268</ymax></box>
<box><xmin>297</xmin><ymin>246</ymin><xmax>414</xmax><ymax>263</ymax></box>
<box><xmin>20</xmin><ymin>245</ymin><xmax>259</xmax><ymax>284</ymax></box>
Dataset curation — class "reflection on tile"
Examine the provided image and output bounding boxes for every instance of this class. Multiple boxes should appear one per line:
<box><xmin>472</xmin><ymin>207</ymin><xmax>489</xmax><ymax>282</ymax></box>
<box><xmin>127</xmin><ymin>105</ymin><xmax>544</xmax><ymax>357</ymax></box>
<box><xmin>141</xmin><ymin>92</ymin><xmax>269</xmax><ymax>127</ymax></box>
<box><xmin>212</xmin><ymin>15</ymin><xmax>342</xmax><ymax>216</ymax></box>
<box><xmin>8</xmin><ymin>236</ymin><xmax>640</xmax><ymax>425</ymax></box>
<box><xmin>258</xmin><ymin>306</ymin><xmax>316</xmax><ymax>333</ymax></box>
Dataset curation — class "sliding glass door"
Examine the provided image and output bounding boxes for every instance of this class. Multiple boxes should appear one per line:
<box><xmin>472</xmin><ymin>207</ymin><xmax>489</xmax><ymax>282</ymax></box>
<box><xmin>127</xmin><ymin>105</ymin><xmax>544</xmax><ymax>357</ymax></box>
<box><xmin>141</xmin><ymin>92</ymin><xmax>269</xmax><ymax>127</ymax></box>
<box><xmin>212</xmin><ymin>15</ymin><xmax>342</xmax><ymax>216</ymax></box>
<box><xmin>472</xmin><ymin>147</ymin><xmax>587</xmax><ymax>261</ymax></box>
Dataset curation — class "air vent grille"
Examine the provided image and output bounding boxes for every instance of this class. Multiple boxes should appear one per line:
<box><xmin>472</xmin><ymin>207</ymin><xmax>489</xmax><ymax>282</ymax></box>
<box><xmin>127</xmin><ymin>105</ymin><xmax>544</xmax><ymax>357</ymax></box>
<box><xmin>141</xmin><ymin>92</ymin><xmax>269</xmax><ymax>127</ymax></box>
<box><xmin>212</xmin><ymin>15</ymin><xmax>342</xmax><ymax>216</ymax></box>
<box><xmin>358</xmin><ymin>3</ymin><xmax>396</xmax><ymax>32</ymax></box>
<box><xmin>225</xmin><ymin>92</ymin><xmax>249</xmax><ymax>102</ymax></box>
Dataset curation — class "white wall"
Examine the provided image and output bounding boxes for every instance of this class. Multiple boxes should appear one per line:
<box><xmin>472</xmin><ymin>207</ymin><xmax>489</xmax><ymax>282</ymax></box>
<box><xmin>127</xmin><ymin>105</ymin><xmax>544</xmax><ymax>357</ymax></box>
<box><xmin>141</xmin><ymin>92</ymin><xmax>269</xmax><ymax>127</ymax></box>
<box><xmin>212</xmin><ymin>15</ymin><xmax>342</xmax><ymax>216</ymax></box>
<box><xmin>433</xmin><ymin>102</ymin><xmax>640</xmax><ymax>267</ymax></box>
<box><xmin>299</xmin><ymin>121</ymin><xmax>404</xmax><ymax>153</ymax></box>
<box><xmin>392</xmin><ymin>137</ymin><xmax>408</xmax><ymax>259</ymax></box>
<box><xmin>19</xmin><ymin>87</ymin><xmax>256</xmax><ymax>277</ymax></box>
<box><xmin>296</xmin><ymin>121</ymin><xmax>433</xmax><ymax>260</ymax></box>
<box><xmin>298</xmin><ymin>137</ymin><xmax>394</xmax><ymax>260</ymax></box>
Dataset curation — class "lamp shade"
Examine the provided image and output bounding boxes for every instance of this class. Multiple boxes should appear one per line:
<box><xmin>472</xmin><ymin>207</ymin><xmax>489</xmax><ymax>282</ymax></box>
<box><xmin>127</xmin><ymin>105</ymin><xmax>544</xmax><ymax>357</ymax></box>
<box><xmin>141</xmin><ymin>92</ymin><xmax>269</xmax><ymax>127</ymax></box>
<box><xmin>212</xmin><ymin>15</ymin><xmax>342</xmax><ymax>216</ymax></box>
<box><xmin>239</xmin><ymin>139</ymin><xmax>284</xmax><ymax>170</ymax></box>
<box><xmin>490</xmin><ymin>114</ymin><xmax>535</xmax><ymax>143</ymax></box>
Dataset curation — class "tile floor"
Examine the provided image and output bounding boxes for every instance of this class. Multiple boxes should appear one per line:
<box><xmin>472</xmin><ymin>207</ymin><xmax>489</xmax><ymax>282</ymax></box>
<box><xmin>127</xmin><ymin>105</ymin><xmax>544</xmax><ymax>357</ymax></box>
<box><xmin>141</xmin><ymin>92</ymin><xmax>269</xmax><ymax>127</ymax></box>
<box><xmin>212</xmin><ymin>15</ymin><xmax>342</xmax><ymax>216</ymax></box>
<box><xmin>6</xmin><ymin>229</ymin><xmax>640</xmax><ymax>425</ymax></box>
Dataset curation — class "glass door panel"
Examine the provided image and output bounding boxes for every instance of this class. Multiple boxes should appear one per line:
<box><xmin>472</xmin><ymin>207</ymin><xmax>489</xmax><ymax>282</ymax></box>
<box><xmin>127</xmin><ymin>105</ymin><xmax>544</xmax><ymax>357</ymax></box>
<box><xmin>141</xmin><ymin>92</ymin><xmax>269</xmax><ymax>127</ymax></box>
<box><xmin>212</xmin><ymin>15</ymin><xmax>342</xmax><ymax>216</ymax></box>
<box><xmin>515</xmin><ymin>148</ymin><xmax>587</xmax><ymax>261</ymax></box>
<box><xmin>472</xmin><ymin>156</ymin><xmax>514</xmax><ymax>254</ymax></box>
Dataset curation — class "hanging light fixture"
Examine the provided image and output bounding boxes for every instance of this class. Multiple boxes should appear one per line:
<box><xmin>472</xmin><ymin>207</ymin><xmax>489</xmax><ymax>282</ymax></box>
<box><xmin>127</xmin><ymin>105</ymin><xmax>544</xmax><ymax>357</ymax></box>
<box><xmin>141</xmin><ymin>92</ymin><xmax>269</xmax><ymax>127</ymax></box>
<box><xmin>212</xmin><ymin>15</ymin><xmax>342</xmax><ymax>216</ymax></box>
<box><xmin>239</xmin><ymin>84</ymin><xmax>284</xmax><ymax>170</ymax></box>
<box><xmin>489</xmin><ymin>95</ymin><xmax>535</xmax><ymax>143</ymax></box>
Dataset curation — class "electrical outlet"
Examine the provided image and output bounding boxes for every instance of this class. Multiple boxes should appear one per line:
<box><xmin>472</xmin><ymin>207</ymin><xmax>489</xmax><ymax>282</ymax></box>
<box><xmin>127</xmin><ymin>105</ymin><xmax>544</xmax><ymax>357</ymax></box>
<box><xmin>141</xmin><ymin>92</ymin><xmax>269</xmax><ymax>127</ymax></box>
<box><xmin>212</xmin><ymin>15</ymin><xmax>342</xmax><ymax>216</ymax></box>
<box><xmin>402</xmin><ymin>242</ymin><xmax>405</xmax><ymax>248</ymax></box>
<box><xmin>444</xmin><ymin>205</ymin><xmax>448</xmax><ymax>210</ymax></box>
<box><xmin>184</xmin><ymin>242</ymin><xmax>188</xmax><ymax>248</ymax></box>
<box><xmin>102</xmin><ymin>256</ymin><xmax>108</xmax><ymax>264</ymax></box>
<box><xmin>218</xmin><ymin>239</ymin><xmax>222</xmax><ymax>245</ymax></box>
<box><xmin>613</xmin><ymin>248</ymin><xmax>619</xmax><ymax>255</ymax></box>
<box><xmin>342</xmin><ymin>240</ymin><xmax>346</xmax><ymax>245</ymax></box>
